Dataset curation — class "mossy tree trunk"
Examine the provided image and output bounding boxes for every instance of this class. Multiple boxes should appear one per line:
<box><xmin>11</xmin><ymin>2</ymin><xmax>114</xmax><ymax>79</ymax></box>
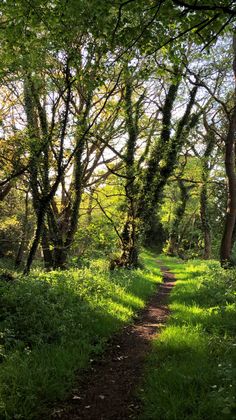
<box><xmin>23</xmin><ymin>77</ymin><xmax>47</xmax><ymax>273</ymax></box>
<box><xmin>138</xmin><ymin>73</ymin><xmax>199</xmax><ymax>249</ymax></box>
<box><xmin>115</xmin><ymin>73</ymin><xmax>142</xmax><ymax>268</ymax></box>
<box><xmin>41</xmin><ymin>225</ymin><xmax>54</xmax><ymax>270</ymax></box>
<box><xmin>167</xmin><ymin>179</ymin><xmax>192</xmax><ymax>256</ymax></box>
<box><xmin>15</xmin><ymin>190</ymin><xmax>29</xmax><ymax>268</ymax></box>
<box><xmin>23</xmin><ymin>70</ymin><xmax>71</xmax><ymax>273</ymax></box>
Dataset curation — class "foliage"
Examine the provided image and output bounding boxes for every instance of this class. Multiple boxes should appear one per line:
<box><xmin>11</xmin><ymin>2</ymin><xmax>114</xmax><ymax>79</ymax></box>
<box><xmin>0</xmin><ymin>189</ymin><xmax>34</xmax><ymax>259</ymax></box>
<box><xmin>71</xmin><ymin>181</ymin><xmax>125</xmax><ymax>265</ymax></box>
<box><xmin>161</xmin><ymin>151</ymin><xmax>226</xmax><ymax>259</ymax></box>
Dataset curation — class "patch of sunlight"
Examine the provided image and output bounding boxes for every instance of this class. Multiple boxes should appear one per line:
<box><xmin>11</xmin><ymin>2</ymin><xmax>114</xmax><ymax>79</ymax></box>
<box><xmin>170</xmin><ymin>302</ymin><xmax>207</xmax><ymax>325</ymax></box>
<box><xmin>225</xmin><ymin>303</ymin><xmax>236</xmax><ymax>313</ymax></box>
<box><xmin>156</xmin><ymin>325</ymin><xmax>207</xmax><ymax>354</ymax></box>
<box><xmin>103</xmin><ymin>298</ymin><xmax>133</xmax><ymax>321</ymax></box>
<box><xmin>171</xmin><ymin>280</ymin><xmax>200</xmax><ymax>299</ymax></box>
<box><xmin>142</xmin><ymin>271</ymin><xmax>162</xmax><ymax>283</ymax></box>
<box><xmin>186</xmin><ymin>262</ymin><xmax>208</xmax><ymax>272</ymax></box>
<box><xmin>173</xmin><ymin>279</ymin><xmax>197</xmax><ymax>286</ymax></box>
<box><xmin>116</xmin><ymin>291</ymin><xmax>144</xmax><ymax>309</ymax></box>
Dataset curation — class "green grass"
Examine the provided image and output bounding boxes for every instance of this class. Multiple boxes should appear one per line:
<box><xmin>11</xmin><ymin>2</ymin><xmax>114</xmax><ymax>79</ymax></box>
<box><xmin>139</xmin><ymin>256</ymin><xmax>236</xmax><ymax>420</ymax></box>
<box><xmin>0</xmin><ymin>251</ymin><xmax>162</xmax><ymax>419</ymax></box>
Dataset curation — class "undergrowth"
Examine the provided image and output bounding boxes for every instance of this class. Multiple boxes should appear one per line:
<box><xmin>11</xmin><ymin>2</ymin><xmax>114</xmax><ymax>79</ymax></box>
<box><xmin>0</xmin><ymin>252</ymin><xmax>161</xmax><ymax>419</ymax></box>
<box><xmin>139</xmin><ymin>256</ymin><xmax>236</xmax><ymax>420</ymax></box>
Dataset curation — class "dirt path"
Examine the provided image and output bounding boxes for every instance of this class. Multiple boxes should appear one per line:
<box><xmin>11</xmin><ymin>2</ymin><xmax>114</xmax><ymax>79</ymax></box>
<box><xmin>51</xmin><ymin>264</ymin><xmax>175</xmax><ymax>420</ymax></box>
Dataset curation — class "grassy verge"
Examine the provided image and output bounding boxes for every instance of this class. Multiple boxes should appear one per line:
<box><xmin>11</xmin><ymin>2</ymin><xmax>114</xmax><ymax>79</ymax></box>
<box><xmin>0</xmin><ymin>252</ymin><xmax>161</xmax><ymax>419</ymax></box>
<box><xmin>139</xmin><ymin>256</ymin><xmax>236</xmax><ymax>420</ymax></box>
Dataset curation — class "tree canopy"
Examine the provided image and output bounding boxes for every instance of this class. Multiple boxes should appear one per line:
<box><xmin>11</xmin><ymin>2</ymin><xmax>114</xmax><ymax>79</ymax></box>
<box><xmin>0</xmin><ymin>0</ymin><xmax>236</xmax><ymax>269</ymax></box>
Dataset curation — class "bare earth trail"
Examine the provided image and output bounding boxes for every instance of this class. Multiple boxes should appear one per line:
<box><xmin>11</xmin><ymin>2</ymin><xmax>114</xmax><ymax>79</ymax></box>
<box><xmin>51</xmin><ymin>264</ymin><xmax>176</xmax><ymax>420</ymax></box>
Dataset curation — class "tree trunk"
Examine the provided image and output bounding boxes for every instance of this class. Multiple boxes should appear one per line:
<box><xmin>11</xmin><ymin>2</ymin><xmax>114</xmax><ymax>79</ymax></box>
<box><xmin>220</xmin><ymin>117</ymin><xmax>236</xmax><ymax>265</ymax></box>
<box><xmin>200</xmin><ymin>126</ymin><xmax>214</xmax><ymax>260</ymax></box>
<box><xmin>138</xmin><ymin>79</ymin><xmax>198</xmax><ymax>247</ymax></box>
<box><xmin>23</xmin><ymin>75</ymin><xmax>69</xmax><ymax>272</ymax></box>
<box><xmin>53</xmin><ymin>244</ymin><xmax>68</xmax><ymax>269</ymax></box>
<box><xmin>15</xmin><ymin>191</ymin><xmax>29</xmax><ymax>268</ymax></box>
<box><xmin>87</xmin><ymin>188</ymin><xmax>94</xmax><ymax>225</ymax></box>
<box><xmin>166</xmin><ymin>180</ymin><xmax>191</xmax><ymax>256</ymax></box>
<box><xmin>46</xmin><ymin>204</ymin><xmax>69</xmax><ymax>269</ymax></box>
<box><xmin>113</xmin><ymin>73</ymin><xmax>140</xmax><ymax>268</ymax></box>
<box><xmin>24</xmin><ymin>204</ymin><xmax>46</xmax><ymax>274</ymax></box>
<box><xmin>119</xmin><ymin>219</ymin><xmax>138</xmax><ymax>268</ymax></box>
<box><xmin>23</xmin><ymin>77</ymin><xmax>45</xmax><ymax>274</ymax></box>
<box><xmin>15</xmin><ymin>238</ymin><xmax>26</xmax><ymax>268</ymax></box>
<box><xmin>0</xmin><ymin>182</ymin><xmax>13</xmax><ymax>201</ymax></box>
<box><xmin>41</xmin><ymin>226</ymin><xmax>54</xmax><ymax>269</ymax></box>
<box><xmin>220</xmin><ymin>35</ymin><xmax>236</xmax><ymax>267</ymax></box>
<box><xmin>200</xmin><ymin>183</ymin><xmax>211</xmax><ymax>259</ymax></box>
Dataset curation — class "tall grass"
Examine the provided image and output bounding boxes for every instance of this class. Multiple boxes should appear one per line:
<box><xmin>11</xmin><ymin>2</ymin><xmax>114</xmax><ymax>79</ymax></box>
<box><xmin>0</xmin><ymin>252</ymin><xmax>162</xmax><ymax>419</ymax></box>
<box><xmin>139</xmin><ymin>256</ymin><xmax>236</xmax><ymax>420</ymax></box>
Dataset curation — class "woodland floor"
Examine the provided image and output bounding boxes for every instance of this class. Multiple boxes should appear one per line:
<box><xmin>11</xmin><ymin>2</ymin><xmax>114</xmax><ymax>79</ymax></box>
<box><xmin>51</xmin><ymin>264</ymin><xmax>175</xmax><ymax>420</ymax></box>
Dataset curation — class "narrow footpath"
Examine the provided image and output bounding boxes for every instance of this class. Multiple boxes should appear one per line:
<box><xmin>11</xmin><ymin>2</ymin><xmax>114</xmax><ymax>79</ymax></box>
<box><xmin>51</xmin><ymin>264</ymin><xmax>175</xmax><ymax>420</ymax></box>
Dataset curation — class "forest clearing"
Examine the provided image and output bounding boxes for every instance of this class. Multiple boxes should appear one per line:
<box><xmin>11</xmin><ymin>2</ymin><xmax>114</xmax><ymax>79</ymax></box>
<box><xmin>0</xmin><ymin>1</ymin><xmax>236</xmax><ymax>419</ymax></box>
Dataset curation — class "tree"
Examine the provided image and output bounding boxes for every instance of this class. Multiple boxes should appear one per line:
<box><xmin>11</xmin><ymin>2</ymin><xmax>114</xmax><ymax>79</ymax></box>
<box><xmin>220</xmin><ymin>35</ymin><xmax>236</xmax><ymax>266</ymax></box>
<box><xmin>138</xmin><ymin>71</ymin><xmax>199</xmax><ymax>247</ymax></box>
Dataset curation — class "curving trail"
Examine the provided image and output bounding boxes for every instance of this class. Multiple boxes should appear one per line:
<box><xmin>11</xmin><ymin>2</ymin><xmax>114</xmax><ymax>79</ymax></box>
<box><xmin>51</xmin><ymin>264</ymin><xmax>175</xmax><ymax>420</ymax></box>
